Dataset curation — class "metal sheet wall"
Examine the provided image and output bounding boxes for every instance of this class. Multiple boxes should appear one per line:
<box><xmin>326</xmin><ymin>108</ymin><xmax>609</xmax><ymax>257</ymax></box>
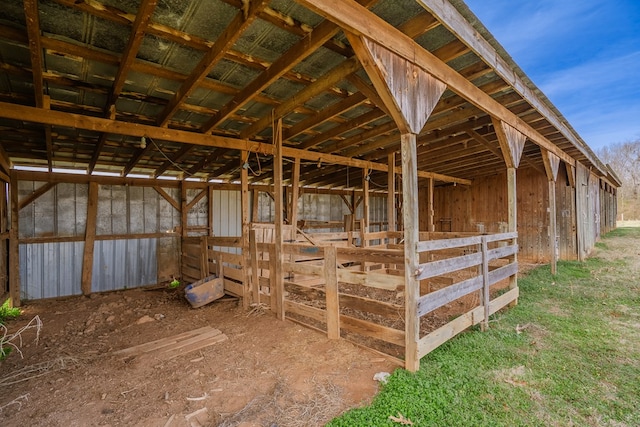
<box><xmin>19</xmin><ymin>242</ymin><xmax>84</xmax><ymax>300</ymax></box>
<box><xmin>91</xmin><ymin>238</ymin><xmax>157</xmax><ymax>292</ymax></box>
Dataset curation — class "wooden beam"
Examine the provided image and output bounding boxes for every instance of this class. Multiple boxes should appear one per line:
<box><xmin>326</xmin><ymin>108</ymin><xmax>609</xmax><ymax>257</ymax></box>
<box><xmin>506</xmin><ymin>166</ymin><xmax>518</xmax><ymax>297</ymax></box>
<box><xmin>18</xmin><ymin>182</ymin><xmax>56</xmax><ymax>211</ymax></box>
<box><xmin>43</xmin><ymin>95</ymin><xmax>53</xmax><ymax>172</ymax></box>
<box><xmin>185</xmin><ymin>188</ymin><xmax>207</xmax><ymax>212</ymax></box>
<box><xmin>349</xmin><ymin>34</ymin><xmax>447</xmax><ymax>134</ymax></box>
<box><xmin>283</xmin><ymin>92</ymin><xmax>368</xmax><ymax>141</ymax></box>
<box><xmin>9</xmin><ymin>171</ymin><xmax>20</xmax><ymax>306</ymax></box>
<box><xmin>81</xmin><ymin>181</ymin><xmax>99</xmax><ymax>295</ymax></box>
<box><xmin>273</xmin><ymin>119</ymin><xmax>285</xmax><ymax>320</ymax></box>
<box><xmin>241</xmin><ymin>151</ymin><xmax>251</xmax><ymax>309</ymax></box>
<box><xmin>289</xmin><ymin>158</ymin><xmax>301</xmax><ymax>228</ymax></box>
<box><xmin>0</xmin><ymin>102</ymin><xmax>469</xmax><ymax>185</ymax></box>
<box><xmin>202</xmin><ymin>2</ymin><xmax>363</xmax><ymax>133</ymax></box>
<box><xmin>180</xmin><ymin>180</ymin><xmax>188</xmax><ymax>238</ymax></box>
<box><xmin>542</xmin><ymin>149</ymin><xmax>560</xmax><ymax>275</ymax></box>
<box><xmin>387</xmin><ymin>153</ymin><xmax>396</xmax><ymax>233</ymax></box>
<box><xmin>427</xmin><ymin>177</ymin><xmax>435</xmax><ymax>232</ymax></box>
<box><xmin>239</xmin><ymin>57</ymin><xmax>361</xmax><ymax>139</ymax></box>
<box><xmin>153</xmin><ymin>186</ymin><xmax>180</xmax><ymax>211</ymax></box>
<box><xmin>301</xmin><ymin>109</ymin><xmax>388</xmax><ymax>151</ymax></box>
<box><xmin>0</xmin><ymin>143</ymin><xmax>11</xmax><ymax>174</ymax></box>
<box><xmin>108</xmin><ymin>0</ymin><xmax>158</xmax><ymax>108</ymax></box>
<box><xmin>296</xmin><ymin>0</ymin><xmax>577</xmax><ymax>167</ymax></box>
<box><xmin>122</xmin><ymin>141</ymin><xmax>153</xmax><ymax>177</ymax></box>
<box><xmin>346</xmin><ymin>74</ymin><xmax>391</xmax><ymax>116</ymax></box>
<box><xmin>324</xmin><ymin>245</ymin><xmax>340</xmax><ymax>339</ymax></box>
<box><xmin>153</xmin><ymin>144</ymin><xmax>193</xmax><ymax>178</ymax></box>
<box><xmin>23</xmin><ymin>0</ymin><xmax>44</xmax><ymax>108</ymax></box>
<box><xmin>493</xmin><ymin>118</ymin><xmax>526</xmax><ymax>169</ymax></box>
<box><xmin>158</xmin><ymin>0</ymin><xmax>268</xmax><ymax>127</ymax></box>
<box><xmin>401</xmin><ymin>133</ymin><xmax>420</xmax><ymax>372</ymax></box>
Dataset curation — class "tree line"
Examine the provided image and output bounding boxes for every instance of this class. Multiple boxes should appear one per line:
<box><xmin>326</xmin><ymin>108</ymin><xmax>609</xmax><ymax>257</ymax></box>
<box><xmin>597</xmin><ymin>139</ymin><xmax>640</xmax><ymax>221</ymax></box>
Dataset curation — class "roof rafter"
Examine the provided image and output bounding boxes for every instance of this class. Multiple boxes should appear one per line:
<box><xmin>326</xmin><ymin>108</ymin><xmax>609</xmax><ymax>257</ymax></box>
<box><xmin>157</xmin><ymin>0</ymin><xmax>269</xmax><ymax>127</ymax></box>
<box><xmin>23</xmin><ymin>0</ymin><xmax>53</xmax><ymax>171</ymax></box>
<box><xmin>200</xmin><ymin>0</ymin><xmax>378</xmax><ymax>134</ymax></box>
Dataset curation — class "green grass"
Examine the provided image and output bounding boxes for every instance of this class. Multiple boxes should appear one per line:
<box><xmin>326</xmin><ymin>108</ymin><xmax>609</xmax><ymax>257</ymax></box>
<box><xmin>329</xmin><ymin>229</ymin><xmax>640</xmax><ymax>427</ymax></box>
<box><xmin>0</xmin><ymin>298</ymin><xmax>20</xmax><ymax>325</ymax></box>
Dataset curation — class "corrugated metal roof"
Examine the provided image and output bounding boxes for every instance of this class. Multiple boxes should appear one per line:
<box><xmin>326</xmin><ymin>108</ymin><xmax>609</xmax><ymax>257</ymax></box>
<box><xmin>0</xmin><ymin>0</ymin><xmax>617</xmax><ymax>187</ymax></box>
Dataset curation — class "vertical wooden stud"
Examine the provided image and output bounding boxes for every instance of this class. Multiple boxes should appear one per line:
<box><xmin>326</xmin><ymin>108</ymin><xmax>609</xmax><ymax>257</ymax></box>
<box><xmin>290</xmin><ymin>157</ymin><xmax>301</xmax><ymax>230</ymax></box>
<box><xmin>507</xmin><ymin>167</ymin><xmax>518</xmax><ymax>295</ymax></box>
<box><xmin>427</xmin><ymin>177</ymin><xmax>435</xmax><ymax>232</ymax></box>
<box><xmin>273</xmin><ymin>119</ymin><xmax>285</xmax><ymax>320</ymax></box>
<box><xmin>481</xmin><ymin>236</ymin><xmax>490</xmax><ymax>331</ymax></box>
<box><xmin>387</xmin><ymin>153</ymin><xmax>396</xmax><ymax>235</ymax></box>
<box><xmin>180</xmin><ymin>180</ymin><xmax>188</xmax><ymax>238</ymax></box>
<box><xmin>9</xmin><ymin>171</ymin><xmax>20</xmax><ymax>306</ymax></box>
<box><xmin>324</xmin><ymin>245</ymin><xmax>339</xmax><ymax>339</ymax></box>
<box><xmin>401</xmin><ymin>133</ymin><xmax>420</xmax><ymax>372</ymax></box>
<box><xmin>250</xmin><ymin>229</ymin><xmax>260</xmax><ymax>306</ymax></box>
<box><xmin>81</xmin><ymin>181</ymin><xmax>99</xmax><ymax>296</ymax></box>
<box><xmin>241</xmin><ymin>151</ymin><xmax>251</xmax><ymax>309</ymax></box>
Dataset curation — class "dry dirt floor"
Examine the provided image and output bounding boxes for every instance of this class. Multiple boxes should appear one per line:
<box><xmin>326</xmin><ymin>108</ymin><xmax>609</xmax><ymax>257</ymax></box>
<box><xmin>0</xmin><ymin>287</ymin><xmax>397</xmax><ymax>426</ymax></box>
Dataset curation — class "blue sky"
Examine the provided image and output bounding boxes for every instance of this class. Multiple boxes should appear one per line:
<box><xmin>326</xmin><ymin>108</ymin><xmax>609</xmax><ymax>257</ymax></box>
<box><xmin>464</xmin><ymin>0</ymin><xmax>640</xmax><ymax>151</ymax></box>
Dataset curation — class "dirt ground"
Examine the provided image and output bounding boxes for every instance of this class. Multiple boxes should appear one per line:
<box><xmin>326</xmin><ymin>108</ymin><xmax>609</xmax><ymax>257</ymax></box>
<box><xmin>0</xmin><ymin>287</ymin><xmax>397</xmax><ymax>426</ymax></box>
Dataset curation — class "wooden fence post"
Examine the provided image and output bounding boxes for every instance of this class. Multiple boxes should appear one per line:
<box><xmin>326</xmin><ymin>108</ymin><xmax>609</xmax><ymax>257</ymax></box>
<box><xmin>481</xmin><ymin>236</ymin><xmax>490</xmax><ymax>331</ymax></box>
<box><xmin>324</xmin><ymin>246</ymin><xmax>339</xmax><ymax>339</ymax></box>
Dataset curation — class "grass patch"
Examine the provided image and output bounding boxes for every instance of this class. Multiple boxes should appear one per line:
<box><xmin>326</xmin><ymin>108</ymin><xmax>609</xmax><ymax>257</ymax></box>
<box><xmin>0</xmin><ymin>299</ymin><xmax>20</xmax><ymax>325</ymax></box>
<box><xmin>329</xmin><ymin>229</ymin><xmax>640</xmax><ymax>427</ymax></box>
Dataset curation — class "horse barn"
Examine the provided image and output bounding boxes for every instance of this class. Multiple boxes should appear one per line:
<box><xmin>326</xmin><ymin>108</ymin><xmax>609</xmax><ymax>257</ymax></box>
<box><xmin>0</xmin><ymin>0</ymin><xmax>620</xmax><ymax>371</ymax></box>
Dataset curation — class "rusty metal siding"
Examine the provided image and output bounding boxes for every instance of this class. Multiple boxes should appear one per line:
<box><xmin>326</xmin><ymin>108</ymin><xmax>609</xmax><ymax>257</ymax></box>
<box><xmin>91</xmin><ymin>238</ymin><xmax>157</xmax><ymax>292</ymax></box>
<box><xmin>19</xmin><ymin>242</ymin><xmax>84</xmax><ymax>300</ymax></box>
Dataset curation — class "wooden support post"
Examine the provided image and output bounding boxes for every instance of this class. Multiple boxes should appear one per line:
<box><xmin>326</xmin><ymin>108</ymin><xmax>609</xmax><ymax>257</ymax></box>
<box><xmin>401</xmin><ymin>133</ymin><xmax>420</xmax><ymax>372</ymax></box>
<box><xmin>208</xmin><ymin>186</ymin><xmax>214</xmax><ymax>236</ymax></box>
<box><xmin>506</xmin><ymin>167</ymin><xmax>518</xmax><ymax>294</ymax></box>
<box><xmin>251</xmin><ymin>189</ymin><xmax>259</xmax><ymax>223</ymax></box>
<box><xmin>273</xmin><ymin>119</ymin><xmax>285</xmax><ymax>320</ymax></box>
<box><xmin>481</xmin><ymin>236</ymin><xmax>490</xmax><ymax>331</ymax></box>
<box><xmin>290</xmin><ymin>157</ymin><xmax>301</xmax><ymax>230</ymax></box>
<box><xmin>427</xmin><ymin>177</ymin><xmax>435</xmax><ymax>232</ymax></box>
<box><xmin>241</xmin><ymin>151</ymin><xmax>251</xmax><ymax>309</ymax></box>
<box><xmin>250</xmin><ymin>229</ymin><xmax>260</xmax><ymax>305</ymax></box>
<box><xmin>324</xmin><ymin>246</ymin><xmax>339</xmax><ymax>339</ymax></box>
<box><xmin>387</xmin><ymin>153</ymin><xmax>396</xmax><ymax>236</ymax></box>
<box><xmin>9</xmin><ymin>171</ymin><xmax>20</xmax><ymax>306</ymax></box>
<box><xmin>180</xmin><ymin>180</ymin><xmax>188</xmax><ymax>238</ymax></box>
<box><xmin>362</xmin><ymin>167</ymin><xmax>370</xmax><ymax>240</ymax></box>
<box><xmin>542</xmin><ymin>149</ymin><xmax>560</xmax><ymax>275</ymax></box>
<box><xmin>81</xmin><ymin>181</ymin><xmax>99</xmax><ymax>296</ymax></box>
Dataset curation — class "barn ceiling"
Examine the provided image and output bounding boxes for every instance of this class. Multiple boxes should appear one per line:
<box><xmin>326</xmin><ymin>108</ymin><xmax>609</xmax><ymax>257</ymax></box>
<box><xmin>0</xmin><ymin>0</ymin><xmax>615</xmax><ymax>189</ymax></box>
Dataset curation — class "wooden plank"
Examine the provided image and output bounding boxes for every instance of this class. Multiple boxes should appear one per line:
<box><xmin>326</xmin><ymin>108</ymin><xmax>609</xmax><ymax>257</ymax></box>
<box><xmin>285</xmin><ymin>300</ymin><xmax>327</xmax><ymax>323</ymax></box>
<box><xmin>484</xmin><ymin>231</ymin><xmax>518</xmax><ymax>243</ymax></box>
<box><xmin>340</xmin><ymin>314</ymin><xmax>405</xmax><ymax>347</ymax></box>
<box><xmin>289</xmin><ymin>157</ymin><xmax>301</xmax><ymax>228</ymax></box>
<box><xmin>337</xmin><ymin>247</ymin><xmax>404</xmax><ymax>265</ymax></box>
<box><xmin>506</xmin><ymin>167</ymin><xmax>518</xmax><ymax>296</ymax></box>
<box><xmin>164</xmin><ymin>333</ymin><xmax>228</xmax><ymax>359</ymax></box>
<box><xmin>241</xmin><ymin>157</ymin><xmax>250</xmax><ymax>308</ymax></box>
<box><xmin>250</xmin><ymin>229</ymin><xmax>260</xmax><ymax>305</ymax></box>
<box><xmin>185</xmin><ymin>188</ymin><xmax>207</xmax><ymax>212</ymax></box>
<box><xmin>416</xmin><ymin>252</ymin><xmax>483</xmax><ymax>281</ymax></box>
<box><xmin>337</xmin><ymin>269</ymin><xmax>404</xmax><ymax>291</ymax></box>
<box><xmin>387</xmin><ymin>152</ymin><xmax>396</xmax><ymax>237</ymax></box>
<box><xmin>9</xmin><ymin>172</ymin><xmax>19</xmax><ymax>306</ymax></box>
<box><xmin>486</xmin><ymin>244</ymin><xmax>518</xmax><ymax>262</ymax></box>
<box><xmin>113</xmin><ymin>326</ymin><xmax>214</xmax><ymax>355</ymax></box>
<box><xmin>487</xmin><ymin>262</ymin><xmax>518</xmax><ymax>286</ymax></box>
<box><xmin>152</xmin><ymin>186</ymin><xmax>180</xmax><ymax>211</ymax></box>
<box><xmin>223</xmin><ymin>278</ymin><xmax>243</xmax><ymax>297</ymax></box>
<box><xmin>18</xmin><ymin>182</ymin><xmax>56</xmax><ymax>210</ymax></box>
<box><xmin>339</xmin><ymin>293</ymin><xmax>403</xmax><ymax>318</ymax></box>
<box><xmin>493</xmin><ymin>118</ymin><xmax>526</xmax><ymax>169</ymax></box>
<box><xmin>417</xmin><ymin>275</ymin><xmax>483</xmax><ymax>317</ymax></box>
<box><xmin>481</xmin><ymin>236</ymin><xmax>490</xmax><ymax>331</ymax></box>
<box><xmin>417</xmin><ymin>235</ymin><xmax>482</xmax><ymax>252</ymax></box>
<box><xmin>418</xmin><ymin>306</ymin><xmax>484</xmax><ymax>358</ymax></box>
<box><xmin>489</xmin><ymin>287</ymin><xmax>519</xmax><ymax>316</ymax></box>
<box><xmin>81</xmin><ymin>181</ymin><xmax>99</xmax><ymax>295</ymax></box>
<box><xmin>324</xmin><ymin>246</ymin><xmax>340</xmax><ymax>339</ymax></box>
<box><xmin>283</xmin><ymin>261</ymin><xmax>324</xmax><ymax>277</ymax></box>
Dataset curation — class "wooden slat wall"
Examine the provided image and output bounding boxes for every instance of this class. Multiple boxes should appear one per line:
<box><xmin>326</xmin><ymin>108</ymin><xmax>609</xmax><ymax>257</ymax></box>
<box><xmin>431</xmin><ymin>167</ymin><xmax>588</xmax><ymax>263</ymax></box>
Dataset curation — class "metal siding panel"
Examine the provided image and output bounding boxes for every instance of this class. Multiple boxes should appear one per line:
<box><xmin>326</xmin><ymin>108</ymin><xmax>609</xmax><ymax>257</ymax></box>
<box><xmin>92</xmin><ymin>239</ymin><xmax>157</xmax><ymax>292</ymax></box>
<box><xmin>20</xmin><ymin>242</ymin><xmax>83</xmax><ymax>300</ymax></box>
